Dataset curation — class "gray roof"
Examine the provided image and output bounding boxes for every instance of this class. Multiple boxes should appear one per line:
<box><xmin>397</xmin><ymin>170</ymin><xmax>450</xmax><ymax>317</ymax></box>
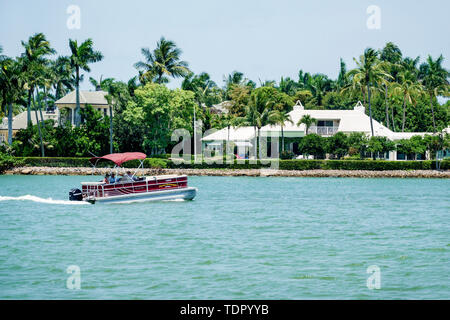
<box><xmin>0</xmin><ymin>110</ymin><xmax>59</xmax><ymax>130</ymax></box>
<box><xmin>55</xmin><ymin>90</ymin><xmax>109</xmax><ymax>106</ymax></box>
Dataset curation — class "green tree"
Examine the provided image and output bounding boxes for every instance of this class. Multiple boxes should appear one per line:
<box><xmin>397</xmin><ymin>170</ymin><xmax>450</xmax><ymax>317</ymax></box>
<box><xmin>69</xmin><ymin>38</ymin><xmax>103</xmax><ymax>126</ymax></box>
<box><xmin>326</xmin><ymin>132</ymin><xmax>349</xmax><ymax>159</ymax></box>
<box><xmin>89</xmin><ymin>75</ymin><xmax>114</xmax><ymax>91</ymax></box>
<box><xmin>0</xmin><ymin>56</ymin><xmax>23</xmax><ymax>145</ymax></box>
<box><xmin>126</xmin><ymin>83</ymin><xmax>196</xmax><ymax>154</ymax></box>
<box><xmin>135</xmin><ymin>37</ymin><xmax>190</xmax><ymax>84</ymax></box>
<box><xmin>306</xmin><ymin>74</ymin><xmax>333</xmax><ymax>106</ymax></box>
<box><xmin>347</xmin><ymin>48</ymin><xmax>391</xmax><ymax>136</ymax></box>
<box><xmin>297</xmin><ymin>114</ymin><xmax>317</xmax><ymax>135</ymax></box>
<box><xmin>396</xmin><ymin>136</ymin><xmax>427</xmax><ymax>160</ymax></box>
<box><xmin>347</xmin><ymin>132</ymin><xmax>369</xmax><ymax>158</ymax></box>
<box><xmin>367</xmin><ymin>136</ymin><xmax>395</xmax><ymax>159</ymax></box>
<box><xmin>235</xmin><ymin>103</ymin><xmax>269</xmax><ymax>158</ymax></box>
<box><xmin>298</xmin><ymin>134</ymin><xmax>326</xmax><ymax>159</ymax></box>
<box><xmin>20</xmin><ymin>33</ymin><xmax>55</xmax><ymax>127</ymax></box>
<box><xmin>393</xmin><ymin>69</ymin><xmax>423</xmax><ymax>132</ymax></box>
<box><xmin>51</xmin><ymin>56</ymin><xmax>75</xmax><ymax>100</ymax></box>
<box><xmin>227</xmin><ymin>84</ymin><xmax>251</xmax><ymax>116</ymax></box>
<box><xmin>419</xmin><ymin>55</ymin><xmax>450</xmax><ymax>132</ymax></box>
<box><xmin>268</xmin><ymin>109</ymin><xmax>293</xmax><ymax>152</ymax></box>
<box><xmin>336</xmin><ymin>58</ymin><xmax>349</xmax><ymax>90</ymax></box>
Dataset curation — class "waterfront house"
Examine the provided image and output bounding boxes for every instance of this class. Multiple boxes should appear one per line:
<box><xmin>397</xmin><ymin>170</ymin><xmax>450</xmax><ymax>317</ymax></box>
<box><xmin>0</xmin><ymin>109</ymin><xmax>59</xmax><ymax>144</ymax></box>
<box><xmin>54</xmin><ymin>90</ymin><xmax>112</xmax><ymax>125</ymax></box>
<box><xmin>202</xmin><ymin>101</ymin><xmax>430</xmax><ymax>160</ymax></box>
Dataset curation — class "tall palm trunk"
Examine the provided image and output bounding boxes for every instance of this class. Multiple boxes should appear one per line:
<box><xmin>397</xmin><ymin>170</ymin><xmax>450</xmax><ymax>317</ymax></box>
<box><xmin>227</xmin><ymin>124</ymin><xmax>230</xmax><ymax>159</ymax></box>
<box><xmin>367</xmin><ymin>83</ymin><xmax>374</xmax><ymax>136</ymax></box>
<box><xmin>7</xmin><ymin>103</ymin><xmax>13</xmax><ymax>145</ymax></box>
<box><xmin>43</xmin><ymin>87</ymin><xmax>49</xmax><ymax>110</ymax></box>
<box><xmin>254</xmin><ymin>126</ymin><xmax>257</xmax><ymax>157</ymax></box>
<box><xmin>33</xmin><ymin>93</ymin><xmax>45</xmax><ymax>157</ymax></box>
<box><xmin>384</xmin><ymin>84</ymin><xmax>390</xmax><ymax>129</ymax></box>
<box><xmin>75</xmin><ymin>66</ymin><xmax>80</xmax><ymax>127</ymax></box>
<box><xmin>391</xmin><ymin>105</ymin><xmax>396</xmax><ymax>132</ymax></box>
<box><xmin>36</xmin><ymin>89</ymin><xmax>44</xmax><ymax>123</ymax></box>
<box><xmin>27</xmin><ymin>89</ymin><xmax>32</xmax><ymax>128</ymax></box>
<box><xmin>429</xmin><ymin>93</ymin><xmax>437</xmax><ymax>133</ymax></box>
<box><xmin>401</xmin><ymin>96</ymin><xmax>406</xmax><ymax>132</ymax></box>
<box><xmin>109</xmin><ymin>106</ymin><xmax>113</xmax><ymax>153</ymax></box>
<box><xmin>257</xmin><ymin>127</ymin><xmax>261</xmax><ymax>160</ymax></box>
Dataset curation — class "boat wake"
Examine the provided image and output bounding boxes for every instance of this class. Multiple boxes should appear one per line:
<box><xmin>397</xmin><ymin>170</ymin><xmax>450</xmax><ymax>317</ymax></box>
<box><xmin>0</xmin><ymin>195</ymin><xmax>90</xmax><ymax>205</ymax></box>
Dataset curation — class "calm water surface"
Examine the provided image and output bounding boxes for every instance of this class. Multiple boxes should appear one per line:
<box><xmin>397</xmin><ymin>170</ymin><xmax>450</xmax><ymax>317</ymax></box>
<box><xmin>0</xmin><ymin>175</ymin><xmax>449</xmax><ymax>299</ymax></box>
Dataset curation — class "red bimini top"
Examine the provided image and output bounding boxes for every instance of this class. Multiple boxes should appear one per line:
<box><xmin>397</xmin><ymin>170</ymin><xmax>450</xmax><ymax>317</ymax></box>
<box><xmin>89</xmin><ymin>152</ymin><xmax>147</xmax><ymax>167</ymax></box>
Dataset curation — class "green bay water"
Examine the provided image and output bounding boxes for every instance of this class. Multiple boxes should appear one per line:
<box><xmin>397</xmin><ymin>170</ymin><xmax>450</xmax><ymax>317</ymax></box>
<box><xmin>0</xmin><ymin>175</ymin><xmax>449</xmax><ymax>299</ymax></box>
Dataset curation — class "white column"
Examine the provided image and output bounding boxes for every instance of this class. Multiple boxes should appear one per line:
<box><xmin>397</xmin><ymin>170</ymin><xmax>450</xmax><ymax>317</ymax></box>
<box><xmin>71</xmin><ymin>107</ymin><xmax>75</xmax><ymax>126</ymax></box>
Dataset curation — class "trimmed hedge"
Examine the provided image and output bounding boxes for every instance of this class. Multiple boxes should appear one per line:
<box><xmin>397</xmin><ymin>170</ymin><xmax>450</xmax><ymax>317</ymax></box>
<box><xmin>13</xmin><ymin>157</ymin><xmax>450</xmax><ymax>171</ymax></box>
<box><xmin>0</xmin><ymin>154</ymin><xmax>24</xmax><ymax>173</ymax></box>
<box><xmin>17</xmin><ymin>157</ymin><xmax>170</xmax><ymax>169</ymax></box>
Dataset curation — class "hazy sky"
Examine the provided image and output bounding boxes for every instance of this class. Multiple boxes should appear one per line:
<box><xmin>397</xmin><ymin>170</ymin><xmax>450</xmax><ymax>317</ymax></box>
<box><xmin>1</xmin><ymin>0</ymin><xmax>449</xmax><ymax>90</ymax></box>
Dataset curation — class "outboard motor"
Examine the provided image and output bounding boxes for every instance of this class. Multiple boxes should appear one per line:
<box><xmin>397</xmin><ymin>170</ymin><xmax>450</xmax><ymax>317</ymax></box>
<box><xmin>69</xmin><ymin>188</ymin><xmax>83</xmax><ymax>201</ymax></box>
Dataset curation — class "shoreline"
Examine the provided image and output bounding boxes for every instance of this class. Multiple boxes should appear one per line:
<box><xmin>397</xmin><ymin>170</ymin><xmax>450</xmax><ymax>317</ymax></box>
<box><xmin>4</xmin><ymin>166</ymin><xmax>450</xmax><ymax>178</ymax></box>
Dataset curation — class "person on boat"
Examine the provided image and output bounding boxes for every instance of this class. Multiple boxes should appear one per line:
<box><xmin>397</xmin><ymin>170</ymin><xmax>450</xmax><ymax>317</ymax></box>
<box><xmin>126</xmin><ymin>170</ymin><xmax>139</xmax><ymax>182</ymax></box>
<box><xmin>118</xmin><ymin>171</ymin><xmax>135</xmax><ymax>183</ymax></box>
<box><xmin>109</xmin><ymin>173</ymin><xmax>117</xmax><ymax>184</ymax></box>
<box><xmin>103</xmin><ymin>174</ymin><xmax>110</xmax><ymax>184</ymax></box>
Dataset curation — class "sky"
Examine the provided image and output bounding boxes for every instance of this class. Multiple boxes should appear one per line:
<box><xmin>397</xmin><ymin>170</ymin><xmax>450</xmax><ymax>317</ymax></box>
<box><xmin>1</xmin><ymin>0</ymin><xmax>449</xmax><ymax>90</ymax></box>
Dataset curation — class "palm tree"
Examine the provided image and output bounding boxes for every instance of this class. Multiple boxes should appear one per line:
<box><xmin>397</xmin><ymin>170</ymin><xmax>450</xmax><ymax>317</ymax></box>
<box><xmin>306</xmin><ymin>74</ymin><xmax>332</xmax><ymax>106</ymax></box>
<box><xmin>419</xmin><ymin>55</ymin><xmax>450</xmax><ymax>132</ymax></box>
<box><xmin>234</xmin><ymin>104</ymin><xmax>268</xmax><ymax>158</ymax></box>
<box><xmin>182</xmin><ymin>72</ymin><xmax>217</xmax><ymax>106</ymax></box>
<box><xmin>51</xmin><ymin>56</ymin><xmax>75</xmax><ymax>100</ymax></box>
<box><xmin>380</xmin><ymin>43</ymin><xmax>403</xmax><ymax>130</ymax></box>
<box><xmin>0</xmin><ymin>56</ymin><xmax>23</xmax><ymax>145</ymax></box>
<box><xmin>20</xmin><ymin>33</ymin><xmax>55</xmax><ymax>127</ymax></box>
<box><xmin>393</xmin><ymin>70</ymin><xmax>423</xmax><ymax>132</ymax></box>
<box><xmin>135</xmin><ymin>37</ymin><xmax>189</xmax><ymax>84</ymax></box>
<box><xmin>217</xmin><ymin>113</ymin><xmax>240</xmax><ymax>158</ymax></box>
<box><xmin>336</xmin><ymin>58</ymin><xmax>349</xmax><ymax>90</ymax></box>
<box><xmin>69</xmin><ymin>38</ymin><xmax>103</xmax><ymax>126</ymax></box>
<box><xmin>278</xmin><ymin>77</ymin><xmax>298</xmax><ymax>95</ymax></box>
<box><xmin>268</xmin><ymin>109</ymin><xmax>293</xmax><ymax>152</ymax></box>
<box><xmin>347</xmin><ymin>48</ymin><xmax>391</xmax><ymax>136</ymax></box>
<box><xmin>297</xmin><ymin>114</ymin><xmax>317</xmax><ymax>135</ymax></box>
<box><xmin>89</xmin><ymin>75</ymin><xmax>114</xmax><ymax>91</ymax></box>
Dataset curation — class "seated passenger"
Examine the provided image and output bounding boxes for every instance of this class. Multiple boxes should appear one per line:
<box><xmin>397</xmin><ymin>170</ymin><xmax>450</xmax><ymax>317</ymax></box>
<box><xmin>103</xmin><ymin>174</ymin><xmax>110</xmax><ymax>184</ymax></box>
<box><xmin>118</xmin><ymin>171</ymin><xmax>134</xmax><ymax>183</ymax></box>
<box><xmin>108</xmin><ymin>173</ymin><xmax>117</xmax><ymax>184</ymax></box>
<box><xmin>126</xmin><ymin>170</ymin><xmax>139</xmax><ymax>182</ymax></box>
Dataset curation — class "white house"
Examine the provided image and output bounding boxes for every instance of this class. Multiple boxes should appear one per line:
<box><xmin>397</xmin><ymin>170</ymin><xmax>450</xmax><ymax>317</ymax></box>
<box><xmin>202</xmin><ymin>101</ymin><xmax>431</xmax><ymax>160</ymax></box>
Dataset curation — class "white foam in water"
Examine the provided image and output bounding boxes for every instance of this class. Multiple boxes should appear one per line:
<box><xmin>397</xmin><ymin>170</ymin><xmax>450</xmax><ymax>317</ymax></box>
<box><xmin>0</xmin><ymin>195</ymin><xmax>90</xmax><ymax>205</ymax></box>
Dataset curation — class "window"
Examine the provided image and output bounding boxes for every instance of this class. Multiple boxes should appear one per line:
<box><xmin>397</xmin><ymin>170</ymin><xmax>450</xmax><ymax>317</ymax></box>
<box><xmin>317</xmin><ymin>120</ymin><xmax>333</xmax><ymax>127</ymax></box>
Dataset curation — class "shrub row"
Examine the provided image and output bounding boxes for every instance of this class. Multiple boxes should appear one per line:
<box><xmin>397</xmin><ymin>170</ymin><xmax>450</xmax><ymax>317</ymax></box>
<box><xmin>17</xmin><ymin>157</ymin><xmax>170</xmax><ymax>169</ymax></box>
<box><xmin>0</xmin><ymin>154</ymin><xmax>24</xmax><ymax>173</ymax></box>
<box><xmin>12</xmin><ymin>157</ymin><xmax>450</xmax><ymax>171</ymax></box>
